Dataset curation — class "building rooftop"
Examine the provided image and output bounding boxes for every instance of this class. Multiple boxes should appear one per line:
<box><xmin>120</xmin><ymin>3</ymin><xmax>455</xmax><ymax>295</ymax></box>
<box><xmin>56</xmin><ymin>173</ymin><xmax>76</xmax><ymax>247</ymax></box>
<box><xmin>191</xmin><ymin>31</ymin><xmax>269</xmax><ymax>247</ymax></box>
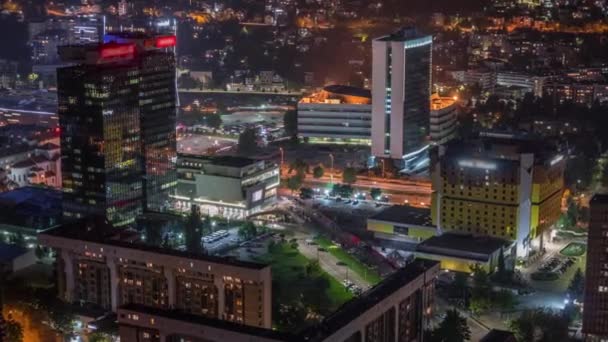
<box><xmin>441</xmin><ymin>132</ymin><xmax>563</xmax><ymax>165</ymax></box>
<box><xmin>417</xmin><ymin>233</ymin><xmax>510</xmax><ymax>262</ymax></box>
<box><xmin>41</xmin><ymin>218</ymin><xmax>269</xmax><ymax>270</ymax></box>
<box><xmin>299</xmin><ymin>85</ymin><xmax>371</xmax><ymax>105</ymax></box>
<box><xmin>119</xmin><ymin>303</ymin><xmax>296</xmax><ymax>341</ymax></box>
<box><xmin>323</xmin><ymin>85</ymin><xmax>371</xmax><ymax>99</ymax></box>
<box><xmin>178</xmin><ymin>154</ymin><xmax>257</xmax><ymax>168</ymax></box>
<box><xmin>376</xmin><ymin>27</ymin><xmax>430</xmax><ymax>42</ymax></box>
<box><xmin>369</xmin><ymin>205</ymin><xmax>433</xmax><ymax>227</ymax></box>
<box><xmin>430</xmin><ymin>93</ymin><xmax>456</xmax><ymax>111</ymax></box>
<box><xmin>0</xmin><ymin>242</ymin><xmax>29</xmax><ymax>263</ymax></box>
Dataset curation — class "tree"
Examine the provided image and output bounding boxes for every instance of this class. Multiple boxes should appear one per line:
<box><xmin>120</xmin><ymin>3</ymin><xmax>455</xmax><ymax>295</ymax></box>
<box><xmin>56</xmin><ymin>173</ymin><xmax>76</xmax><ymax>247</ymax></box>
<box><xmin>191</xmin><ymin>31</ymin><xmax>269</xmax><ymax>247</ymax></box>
<box><xmin>432</xmin><ymin>309</ymin><xmax>471</xmax><ymax>342</ymax></box>
<box><xmin>568</xmin><ymin>268</ymin><xmax>585</xmax><ymax>301</ymax></box>
<box><xmin>238</xmin><ymin>221</ymin><xmax>258</xmax><ymax>240</ymax></box>
<box><xmin>283</xmin><ymin>110</ymin><xmax>298</xmax><ymax>138</ymax></box>
<box><xmin>35</xmin><ymin>245</ymin><xmax>46</xmax><ymax>260</ymax></box>
<box><xmin>89</xmin><ymin>332</ymin><xmax>112</xmax><ymax>342</ymax></box>
<box><xmin>313</xmin><ymin>165</ymin><xmax>324</xmax><ymax>179</ymax></box>
<box><xmin>184</xmin><ymin>205</ymin><xmax>204</xmax><ymax>254</ymax></box>
<box><xmin>370</xmin><ymin>188</ymin><xmax>382</xmax><ymax>200</ymax></box>
<box><xmin>237</xmin><ymin>128</ymin><xmax>258</xmax><ymax>155</ymax></box>
<box><xmin>299</xmin><ymin>187</ymin><xmax>313</xmax><ymax>199</ymax></box>
<box><xmin>342</xmin><ymin>167</ymin><xmax>357</xmax><ymax>184</ymax></box>
<box><xmin>470</xmin><ymin>264</ymin><xmax>491</xmax><ymax>296</ymax></box>
<box><xmin>144</xmin><ymin>220</ymin><xmax>163</xmax><ymax>246</ymax></box>
<box><xmin>5</xmin><ymin>319</ymin><xmax>23</xmax><ymax>342</ymax></box>
<box><xmin>289</xmin><ymin>159</ymin><xmax>309</xmax><ymax>177</ymax></box>
<box><xmin>9</xmin><ymin>231</ymin><xmax>25</xmax><ymax>247</ymax></box>
<box><xmin>497</xmin><ymin>248</ymin><xmax>505</xmax><ymax>276</ymax></box>
<box><xmin>206</xmin><ymin>114</ymin><xmax>222</xmax><ymax>130</ymax></box>
<box><xmin>287</xmin><ymin>175</ymin><xmax>303</xmax><ymax>193</ymax></box>
<box><xmin>509</xmin><ymin>308</ymin><xmax>570</xmax><ymax>342</ymax></box>
<box><xmin>305</xmin><ymin>260</ymin><xmax>321</xmax><ymax>276</ymax></box>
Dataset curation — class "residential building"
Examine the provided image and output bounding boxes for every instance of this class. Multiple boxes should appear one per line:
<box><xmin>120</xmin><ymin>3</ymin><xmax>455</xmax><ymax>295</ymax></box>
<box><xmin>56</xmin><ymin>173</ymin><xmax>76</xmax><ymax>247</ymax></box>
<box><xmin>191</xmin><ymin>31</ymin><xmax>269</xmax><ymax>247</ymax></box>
<box><xmin>38</xmin><ymin>218</ymin><xmax>272</xmax><ymax>328</ymax></box>
<box><xmin>58</xmin><ymin>34</ymin><xmax>177</xmax><ymax>226</ymax></box>
<box><xmin>371</xmin><ymin>28</ymin><xmax>432</xmax><ymax>172</ymax></box>
<box><xmin>174</xmin><ymin>155</ymin><xmax>279</xmax><ymax>219</ymax></box>
<box><xmin>117</xmin><ymin>259</ymin><xmax>439</xmax><ymax>342</ymax></box>
<box><xmin>496</xmin><ymin>72</ymin><xmax>547</xmax><ymax>97</ymax></box>
<box><xmin>298</xmin><ymin>85</ymin><xmax>372</xmax><ymax>145</ymax></box>
<box><xmin>431</xmin><ymin>133</ymin><xmax>565</xmax><ymax>256</ymax></box>
<box><xmin>543</xmin><ymin>80</ymin><xmax>608</xmax><ymax>106</ymax></box>
<box><xmin>583</xmin><ymin>194</ymin><xmax>608</xmax><ymax>340</ymax></box>
<box><xmin>430</xmin><ymin>94</ymin><xmax>458</xmax><ymax>146</ymax></box>
<box><xmin>9</xmin><ymin>142</ymin><xmax>61</xmax><ymax>188</ymax></box>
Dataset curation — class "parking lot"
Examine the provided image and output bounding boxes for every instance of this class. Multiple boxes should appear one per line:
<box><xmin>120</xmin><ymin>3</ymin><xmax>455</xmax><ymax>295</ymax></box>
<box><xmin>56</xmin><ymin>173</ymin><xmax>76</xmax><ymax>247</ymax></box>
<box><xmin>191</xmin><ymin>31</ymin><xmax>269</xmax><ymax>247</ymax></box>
<box><xmin>203</xmin><ymin>228</ymin><xmax>241</xmax><ymax>254</ymax></box>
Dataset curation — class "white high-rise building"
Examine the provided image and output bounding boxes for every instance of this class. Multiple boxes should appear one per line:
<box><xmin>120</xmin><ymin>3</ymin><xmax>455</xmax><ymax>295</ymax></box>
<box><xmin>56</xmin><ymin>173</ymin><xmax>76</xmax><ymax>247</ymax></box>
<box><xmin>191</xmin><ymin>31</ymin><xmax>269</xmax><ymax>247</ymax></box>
<box><xmin>371</xmin><ymin>28</ymin><xmax>432</xmax><ymax>172</ymax></box>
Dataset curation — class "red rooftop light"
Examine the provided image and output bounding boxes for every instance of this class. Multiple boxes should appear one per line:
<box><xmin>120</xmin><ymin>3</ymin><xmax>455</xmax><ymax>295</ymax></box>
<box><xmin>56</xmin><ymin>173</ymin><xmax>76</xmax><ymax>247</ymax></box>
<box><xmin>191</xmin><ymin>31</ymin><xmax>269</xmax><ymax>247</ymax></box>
<box><xmin>155</xmin><ymin>35</ymin><xmax>176</xmax><ymax>48</ymax></box>
<box><xmin>100</xmin><ymin>44</ymin><xmax>136</xmax><ymax>59</ymax></box>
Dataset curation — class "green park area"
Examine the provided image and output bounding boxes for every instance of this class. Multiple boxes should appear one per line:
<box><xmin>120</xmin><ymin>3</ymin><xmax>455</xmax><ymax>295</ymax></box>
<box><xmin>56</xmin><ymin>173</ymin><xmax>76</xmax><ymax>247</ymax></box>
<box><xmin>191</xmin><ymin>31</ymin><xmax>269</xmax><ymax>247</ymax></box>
<box><xmin>560</xmin><ymin>242</ymin><xmax>587</xmax><ymax>257</ymax></box>
<box><xmin>314</xmin><ymin>236</ymin><xmax>382</xmax><ymax>284</ymax></box>
<box><xmin>253</xmin><ymin>241</ymin><xmax>352</xmax><ymax>331</ymax></box>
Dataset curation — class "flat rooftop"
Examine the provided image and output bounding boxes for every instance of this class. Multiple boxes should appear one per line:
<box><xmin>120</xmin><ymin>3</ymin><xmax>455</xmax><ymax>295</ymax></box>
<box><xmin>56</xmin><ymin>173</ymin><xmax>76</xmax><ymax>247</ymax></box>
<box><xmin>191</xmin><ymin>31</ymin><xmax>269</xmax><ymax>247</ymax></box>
<box><xmin>376</xmin><ymin>27</ymin><xmax>430</xmax><ymax>42</ymax></box>
<box><xmin>323</xmin><ymin>85</ymin><xmax>371</xmax><ymax>99</ymax></box>
<box><xmin>41</xmin><ymin>218</ymin><xmax>268</xmax><ymax>270</ymax></box>
<box><xmin>178</xmin><ymin>154</ymin><xmax>257</xmax><ymax>168</ymax></box>
<box><xmin>119</xmin><ymin>303</ymin><xmax>295</xmax><ymax>341</ymax></box>
<box><xmin>369</xmin><ymin>205</ymin><xmax>433</xmax><ymax>227</ymax></box>
<box><xmin>417</xmin><ymin>233</ymin><xmax>509</xmax><ymax>262</ymax></box>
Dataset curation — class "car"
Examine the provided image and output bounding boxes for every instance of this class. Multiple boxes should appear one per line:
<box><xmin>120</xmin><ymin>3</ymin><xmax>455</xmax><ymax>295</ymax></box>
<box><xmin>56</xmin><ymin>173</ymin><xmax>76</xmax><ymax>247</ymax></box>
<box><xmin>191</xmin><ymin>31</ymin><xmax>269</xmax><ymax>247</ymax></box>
<box><xmin>317</xmin><ymin>247</ymin><xmax>327</xmax><ymax>252</ymax></box>
<box><xmin>352</xmin><ymin>200</ymin><xmax>359</xmax><ymax>205</ymax></box>
<box><xmin>336</xmin><ymin>261</ymin><xmax>347</xmax><ymax>266</ymax></box>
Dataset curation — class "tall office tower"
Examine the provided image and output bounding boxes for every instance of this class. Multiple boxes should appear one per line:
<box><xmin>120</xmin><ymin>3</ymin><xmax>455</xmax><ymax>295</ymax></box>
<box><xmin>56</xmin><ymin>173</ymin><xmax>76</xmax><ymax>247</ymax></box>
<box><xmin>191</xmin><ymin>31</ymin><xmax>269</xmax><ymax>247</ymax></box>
<box><xmin>431</xmin><ymin>133</ymin><xmax>564</xmax><ymax>257</ymax></box>
<box><xmin>583</xmin><ymin>194</ymin><xmax>608</xmax><ymax>340</ymax></box>
<box><xmin>58</xmin><ymin>34</ymin><xmax>177</xmax><ymax>226</ymax></box>
<box><xmin>104</xmin><ymin>33</ymin><xmax>178</xmax><ymax>212</ymax></box>
<box><xmin>371</xmin><ymin>28</ymin><xmax>432</xmax><ymax>173</ymax></box>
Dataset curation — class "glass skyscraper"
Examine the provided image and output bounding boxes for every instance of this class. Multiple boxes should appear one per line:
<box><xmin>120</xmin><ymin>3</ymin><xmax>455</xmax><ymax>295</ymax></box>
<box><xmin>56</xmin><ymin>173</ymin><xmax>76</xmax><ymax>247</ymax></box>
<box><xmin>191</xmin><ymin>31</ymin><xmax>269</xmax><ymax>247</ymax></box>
<box><xmin>371</xmin><ymin>28</ymin><xmax>432</xmax><ymax>173</ymax></box>
<box><xmin>58</xmin><ymin>34</ymin><xmax>177</xmax><ymax>226</ymax></box>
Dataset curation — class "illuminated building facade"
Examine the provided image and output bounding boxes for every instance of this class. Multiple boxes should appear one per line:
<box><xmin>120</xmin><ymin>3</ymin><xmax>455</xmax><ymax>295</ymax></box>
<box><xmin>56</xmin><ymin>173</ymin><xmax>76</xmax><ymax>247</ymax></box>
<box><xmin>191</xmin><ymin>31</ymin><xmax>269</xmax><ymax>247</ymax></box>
<box><xmin>583</xmin><ymin>194</ymin><xmax>608</xmax><ymax>340</ymax></box>
<box><xmin>58</xmin><ymin>34</ymin><xmax>177</xmax><ymax>226</ymax></box>
<box><xmin>174</xmin><ymin>155</ymin><xmax>279</xmax><ymax>219</ymax></box>
<box><xmin>38</xmin><ymin>219</ymin><xmax>272</xmax><ymax>329</ymax></box>
<box><xmin>430</xmin><ymin>94</ymin><xmax>458</xmax><ymax>146</ymax></box>
<box><xmin>298</xmin><ymin>85</ymin><xmax>372</xmax><ymax>145</ymax></box>
<box><xmin>431</xmin><ymin>133</ymin><xmax>564</xmax><ymax>256</ymax></box>
<box><xmin>117</xmin><ymin>259</ymin><xmax>439</xmax><ymax>342</ymax></box>
<box><xmin>371</xmin><ymin>28</ymin><xmax>432</xmax><ymax>173</ymax></box>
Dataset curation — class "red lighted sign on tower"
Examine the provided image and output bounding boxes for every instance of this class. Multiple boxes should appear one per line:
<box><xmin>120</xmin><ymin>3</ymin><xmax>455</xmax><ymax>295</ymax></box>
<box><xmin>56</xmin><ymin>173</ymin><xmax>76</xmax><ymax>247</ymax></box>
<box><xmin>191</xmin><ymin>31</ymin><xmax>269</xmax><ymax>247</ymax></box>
<box><xmin>100</xmin><ymin>44</ymin><xmax>136</xmax><ymax>59</ymax></box>
<box><xmin>155</xmin><ymin>35</ymin><xmax>177</xmax><ymax>48</ymax></box>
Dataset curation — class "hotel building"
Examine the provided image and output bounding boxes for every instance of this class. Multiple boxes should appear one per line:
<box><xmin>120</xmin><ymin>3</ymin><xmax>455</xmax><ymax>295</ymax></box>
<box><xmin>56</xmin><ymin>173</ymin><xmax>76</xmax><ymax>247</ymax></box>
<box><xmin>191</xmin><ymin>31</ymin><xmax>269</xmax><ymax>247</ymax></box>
<box><xmin>431</xmin><ymin>133</ymin><xmax>565</xmax><ymax>256</ymax></box>
<box><xmin>371</xmin><ymin>28</ymin><xmax>432</xmax><ymax>173</ymax></box>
